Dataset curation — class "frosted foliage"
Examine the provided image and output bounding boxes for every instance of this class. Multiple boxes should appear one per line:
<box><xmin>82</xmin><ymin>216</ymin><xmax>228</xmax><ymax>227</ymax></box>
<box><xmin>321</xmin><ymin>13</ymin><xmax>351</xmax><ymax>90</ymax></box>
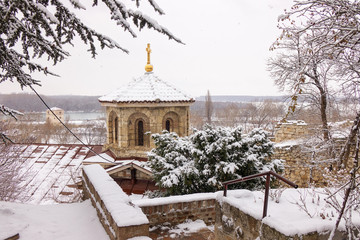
<box><xmin>148</xmin><ymin>126</ymin><xmax>284</xmax><ymax>195</ymax></box>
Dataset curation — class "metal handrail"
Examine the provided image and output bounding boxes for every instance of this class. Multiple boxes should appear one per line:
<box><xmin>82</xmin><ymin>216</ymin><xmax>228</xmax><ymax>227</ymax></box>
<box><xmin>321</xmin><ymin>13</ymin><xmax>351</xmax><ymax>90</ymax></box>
<box><xmin>222</xmin><ymin>171</ymin><xmax>298</xmax><ymax>218</ymax></box>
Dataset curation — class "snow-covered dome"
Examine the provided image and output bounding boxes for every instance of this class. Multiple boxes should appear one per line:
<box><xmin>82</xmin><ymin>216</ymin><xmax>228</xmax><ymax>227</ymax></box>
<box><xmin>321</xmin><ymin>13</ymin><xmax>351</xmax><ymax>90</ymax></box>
<box><xmin>98</xmin><ymin>72</ymin><xmax>194</xmax><ymax>103</ymax></box>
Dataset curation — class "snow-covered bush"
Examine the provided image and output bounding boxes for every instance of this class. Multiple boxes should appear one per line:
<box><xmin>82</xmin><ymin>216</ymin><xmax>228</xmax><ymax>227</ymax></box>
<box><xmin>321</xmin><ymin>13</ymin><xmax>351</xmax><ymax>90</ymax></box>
<box><xmin>147</xmin><ymin>125</ymin><xmax>283</xmax><ymax>195</ymax></box>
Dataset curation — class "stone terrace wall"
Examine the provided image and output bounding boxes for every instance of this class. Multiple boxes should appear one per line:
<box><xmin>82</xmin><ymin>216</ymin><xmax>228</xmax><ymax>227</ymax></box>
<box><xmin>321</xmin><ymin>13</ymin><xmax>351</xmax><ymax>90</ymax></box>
<box><xmin>82</xmin><ymin>164</ymin><xmax>149</xmax><ymax>240</ymax></box>
<box><xmin>215</xmin><ymin>200</ymin><xmax>347</xmax><ymax>240</ymax></box>
<box><xmin>273</xmin><ymin>144</ymin><xmax>329</xmax><ymax>187</ymax></box>
<box><xmin>133</xmin><ymin>193</ymin><xmax>216</xmax><ymax>226</ymax></box>
<box><xmin>273</xmin><ymin>120</ymin><xmax>331</xmax><ymax>187</ymax></box>
<box><xmin>274</xmin><ymin>120</ymin><xmax>309</xmax><ymax>143</ymax></box>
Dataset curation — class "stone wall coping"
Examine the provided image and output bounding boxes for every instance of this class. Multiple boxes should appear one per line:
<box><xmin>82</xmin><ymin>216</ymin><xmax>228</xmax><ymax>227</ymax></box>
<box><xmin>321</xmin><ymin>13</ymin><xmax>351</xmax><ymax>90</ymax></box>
<box><xmin>126</xmin><ymin>236</ymin><xmax>152</xmax><ymax>240</ymax></box>
<box><xmin>133</xmin><ymin>192</ymin><xmax>217</xmax><ymax>207</ymax></box>
<box><xmin>83</xmin><ymin>164</ymin><xmax>149</xmax><ymax>227</ymax></box>
<box><xmin>274</xmin><ymin>139</ymin><xmax>303</xmax><ymax>148</ymax></box>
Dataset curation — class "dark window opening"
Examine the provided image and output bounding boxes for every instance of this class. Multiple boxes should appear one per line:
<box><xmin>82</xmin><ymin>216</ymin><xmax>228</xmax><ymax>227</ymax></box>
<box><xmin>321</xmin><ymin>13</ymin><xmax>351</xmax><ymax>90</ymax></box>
<box><xmin>114</xmin><ymin>117</ymin><xmax>118</xmax><ymax>143</ymax></box>
<box><xmin>166</xmin><ymin>119</ymin><xmax>171</xmax><ymax>132</ymax></box>
<box><xmin>137</xmin><ymin>120</ymin><xmax>144</xmax><ymax>146</ymax></box>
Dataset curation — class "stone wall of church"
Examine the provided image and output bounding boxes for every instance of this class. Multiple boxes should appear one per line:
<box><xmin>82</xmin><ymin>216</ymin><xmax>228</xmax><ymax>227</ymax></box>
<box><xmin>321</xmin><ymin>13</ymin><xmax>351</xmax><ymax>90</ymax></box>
<box><xmin>103</xmin><ymin>104</ymin><xmax>190</xmax><ymax>158</ymax></box>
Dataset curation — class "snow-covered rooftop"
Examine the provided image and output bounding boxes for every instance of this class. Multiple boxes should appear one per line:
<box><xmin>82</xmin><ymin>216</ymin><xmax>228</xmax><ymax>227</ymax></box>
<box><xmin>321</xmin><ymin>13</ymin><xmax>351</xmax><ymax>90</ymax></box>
<box><xmin>49</xmin><ymin>107</ymin><xmax>63</xmax><ymax>111</ymax></box>
<box><xmin>98</xmin><ymin>72</ymin><xmax>195</xmax><ymax>103</ymax></box>
<box><xmin>1</xmin><ymin>144</ymin><xmax>105</xmax><ymax>204</ymax></box>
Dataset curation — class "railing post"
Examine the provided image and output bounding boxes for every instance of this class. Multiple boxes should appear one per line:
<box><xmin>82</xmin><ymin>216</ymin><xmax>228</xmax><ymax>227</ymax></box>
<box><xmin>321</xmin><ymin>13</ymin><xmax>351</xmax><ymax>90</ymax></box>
<box><xmin>263</xmin><ymin>172</ymin><xmax>271</xmax><ymax>218</ymax></box>
<box><xmin>222</xmin><ymin>170</ymin><xmax>297</xmax><ymax>219</ymax></box>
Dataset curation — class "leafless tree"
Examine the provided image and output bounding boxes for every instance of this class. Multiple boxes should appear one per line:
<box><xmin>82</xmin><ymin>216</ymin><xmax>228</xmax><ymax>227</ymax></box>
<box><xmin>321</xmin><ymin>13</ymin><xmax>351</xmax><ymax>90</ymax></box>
<box><xmin>275</xmin><ymin>1</ymin><xmax>360</xmax><ymax>237</ymax></box>
<box><xmin>216</xmin><ymin>103</ymin><xmax>241</xmax><ymax>127</ymax></box>
<box><xmin>205</xmin><ymin>90</ymin><xmax>213</xmax><ymax>125</ymax></box>
<box><xmin>269</xmin><ymin>27</ymin><xmax>334</xmax><ymax>141</ymax></box>
<box><xmin>81</xmin><ymin>121</ymin><xmax>107</xmax><ymax>145</ymax></box>
<box><xmin>0</xmin><ymin>144</ymin><xmax>25</xmax><ymax>201</ymax></box>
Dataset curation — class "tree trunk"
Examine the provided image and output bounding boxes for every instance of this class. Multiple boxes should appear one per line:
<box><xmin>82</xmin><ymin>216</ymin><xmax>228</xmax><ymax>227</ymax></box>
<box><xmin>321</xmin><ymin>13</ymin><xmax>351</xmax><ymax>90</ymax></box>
<box><xmin>338</xmin><ymin>113</ymin><xmax>360</xmax><ymax>168</ymax></box>
<box><xmin>311</xmin><ymin>65</ymin><xmax>330</xmax><ymax>141</ymax></box>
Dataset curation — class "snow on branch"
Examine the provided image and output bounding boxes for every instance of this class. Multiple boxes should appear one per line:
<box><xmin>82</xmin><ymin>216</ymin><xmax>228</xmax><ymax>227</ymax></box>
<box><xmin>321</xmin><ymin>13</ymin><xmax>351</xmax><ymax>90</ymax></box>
<box><xmin>0</xmin><ymin>105</ymin><xmax>23</xmax><ymax>120</ymax></box>
<box><xmin>129</xmin><ymin>10</ymin><xmax>183</xmax><ymax>43</ymax></box>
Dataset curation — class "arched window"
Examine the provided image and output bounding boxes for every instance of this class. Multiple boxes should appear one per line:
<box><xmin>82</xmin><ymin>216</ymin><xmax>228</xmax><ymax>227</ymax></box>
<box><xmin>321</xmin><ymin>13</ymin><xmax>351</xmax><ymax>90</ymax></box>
<box><xmin>137</xmin><ymin>120</ymin><xmax>144</xmax><ymax>146</ymax></box>
<box><xmin>114</xmin><ymin>117</ymin><xmax>118</xmax><ymax>143</ymax></box>
<box><xmin>108</xmin><ymin>111</ymin><xmax>117</xmax><ymax>144</ymax></box>
<box><xmin>166</xmin><ymin>119</ymin><xmax>171</xmax><ymax>132</ymax></box>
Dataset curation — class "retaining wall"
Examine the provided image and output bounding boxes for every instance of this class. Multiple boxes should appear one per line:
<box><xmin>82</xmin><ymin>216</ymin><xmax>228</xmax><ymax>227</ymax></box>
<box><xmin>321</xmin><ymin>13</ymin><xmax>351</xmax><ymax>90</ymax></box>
<box><xmin>215</xmin><ymin>198</ymin><xmax>348</xmax><ymax>240</ymax></box>
<box><xmin>82</xmin><ymin>164</ymin><xmax>149</xmax><ymax>240</ymax></box>
<box><xmin>134</xmin><ymin>193</ymin><xmax>216</xmax><ymax>226</ymax></box>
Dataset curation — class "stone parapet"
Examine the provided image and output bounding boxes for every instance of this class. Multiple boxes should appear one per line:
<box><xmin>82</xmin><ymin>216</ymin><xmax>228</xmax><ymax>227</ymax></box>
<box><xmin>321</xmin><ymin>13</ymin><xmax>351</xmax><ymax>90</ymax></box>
<box><xmin>82</xmin><ymin>164</ymin><xmax>149</xmax><ymax>240</ymax></box>
<box><xmin>215</xmin><ymin>200</ymin><xmax>347</xmax><ymax>240</ymax></box>
<box><xmin>134</xmin><ymin>193</ymin><xmax>216</xmax><ymax>226</ymax></box>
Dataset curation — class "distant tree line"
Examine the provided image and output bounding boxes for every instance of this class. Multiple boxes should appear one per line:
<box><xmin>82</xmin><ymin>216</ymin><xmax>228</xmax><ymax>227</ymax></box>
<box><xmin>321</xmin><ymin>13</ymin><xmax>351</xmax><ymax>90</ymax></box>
<box><xmin>0</xmin><ymin>93</ymin><xmax>103</xmax><ymax>112</ymax></box>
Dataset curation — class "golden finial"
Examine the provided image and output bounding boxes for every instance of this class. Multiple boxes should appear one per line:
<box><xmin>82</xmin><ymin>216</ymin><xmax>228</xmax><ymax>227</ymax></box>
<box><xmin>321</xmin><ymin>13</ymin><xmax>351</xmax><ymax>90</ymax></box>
<box><xmin>145</xmin><ymin>43</ymin><xmax>153</xmax><ymax>72</ymax></box>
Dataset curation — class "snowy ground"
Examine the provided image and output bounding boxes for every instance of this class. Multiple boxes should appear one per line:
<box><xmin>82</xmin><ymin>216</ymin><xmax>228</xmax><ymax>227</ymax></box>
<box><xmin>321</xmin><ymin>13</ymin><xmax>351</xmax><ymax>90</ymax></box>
<box><xmin>2</xmin><ymin>189</ymin><xmax>359</xmax><ymax>239</ymax></box>
<box><xmin>0</xmin><ymin>200</ymin><xmax>109</xmax><ymax>240</ymax></box>
<box><xmin>222</xmin><ymin>188</ymin><xmax>360</xmax><ymax>236</ymax></box>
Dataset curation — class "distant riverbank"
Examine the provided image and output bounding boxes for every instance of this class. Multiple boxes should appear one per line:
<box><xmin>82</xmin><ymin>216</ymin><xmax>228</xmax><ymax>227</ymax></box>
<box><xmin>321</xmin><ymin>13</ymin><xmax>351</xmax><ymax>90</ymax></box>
<box><xmin>1</xmin><ymin>111</ymin><xmax>105</xmax><ymax>121</ymax></box>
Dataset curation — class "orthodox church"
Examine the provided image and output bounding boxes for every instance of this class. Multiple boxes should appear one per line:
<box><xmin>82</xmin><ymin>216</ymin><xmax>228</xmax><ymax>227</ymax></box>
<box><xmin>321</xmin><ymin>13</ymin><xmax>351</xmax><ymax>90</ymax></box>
<box><xmin>84</xmin><ymin>44</ymin><xmax>195</xmax><ymax>194</ymax></box>
<box><xmin>2</xmin><ymin>44</ymin><xmax>195</xmax><ymax>204</ymax></box>
<box><xmin>98</xmin><ymin>44</ymin><xmax>195</xmax><ymax>159</ymax></box>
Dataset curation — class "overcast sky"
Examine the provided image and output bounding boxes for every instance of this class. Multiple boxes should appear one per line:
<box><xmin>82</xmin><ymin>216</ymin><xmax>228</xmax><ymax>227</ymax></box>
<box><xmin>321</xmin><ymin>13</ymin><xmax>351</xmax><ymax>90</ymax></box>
<box><xmin>2</xmin><ymin>0</ymin><xmax>294</xmax><ymax>97</ymax></box>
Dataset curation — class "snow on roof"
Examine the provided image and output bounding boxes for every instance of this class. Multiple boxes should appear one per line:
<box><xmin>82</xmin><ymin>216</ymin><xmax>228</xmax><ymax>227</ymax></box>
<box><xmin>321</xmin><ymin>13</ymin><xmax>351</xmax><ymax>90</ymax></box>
<box><xmin>49</xmin><ymin>107</ymin><xmax>63</xmax><ymax>111</ymax></box>
<box><xmin>106</xmin><ymin>160</ymin><xmax>152</xmax><ymax>175</ymax></box>
<box><xmin>1</xmin><ymin>144</ymin><xmax>101</xmax><ymax>204</ymax></box>
<box><xmin>98</xmin><ymin>72</ymin><xmax>195</xmax><ymax>103</ymax></box>
<box><xmin>83</xmin><ymin>164</ymin><xmax>149</xmax><ymax>227</ymax></box>
<box><xmin>83</xmin><ymin>152</ymin><xmax>115</xmax><ymax>163</ymax></box>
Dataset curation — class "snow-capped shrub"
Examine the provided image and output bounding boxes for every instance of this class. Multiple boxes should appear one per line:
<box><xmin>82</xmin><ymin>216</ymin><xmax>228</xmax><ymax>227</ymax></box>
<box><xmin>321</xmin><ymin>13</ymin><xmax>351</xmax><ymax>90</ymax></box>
<box><xmin>147</xmin><ymin>125</ymin><xmax>283</xmax><ymax>195</ymax></box>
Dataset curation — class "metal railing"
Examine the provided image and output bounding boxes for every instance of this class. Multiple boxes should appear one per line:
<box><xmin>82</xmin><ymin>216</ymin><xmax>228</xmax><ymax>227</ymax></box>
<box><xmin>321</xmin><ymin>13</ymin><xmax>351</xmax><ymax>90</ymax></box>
<box><xmin>222</xmin><ymin>171</ymin><xmax>298</xmax><ymax>218</ymax></box>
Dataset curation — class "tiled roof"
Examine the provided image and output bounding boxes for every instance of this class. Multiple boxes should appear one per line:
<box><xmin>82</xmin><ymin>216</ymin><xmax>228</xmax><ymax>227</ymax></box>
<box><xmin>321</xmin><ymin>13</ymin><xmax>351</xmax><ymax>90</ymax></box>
<box><xmin>1</xmin><ymin>144</ymin><xmax>105</xmax><ymax>204</ymax></box>
<box><xmin>2</xmin><ymin>143</ymin><xmax>156</xmax><ymax>204</ymax></box>
<box><xmin>98</xmin><ymin>72</ymin><xmax>194</xmax><ymax>103</ymax></box>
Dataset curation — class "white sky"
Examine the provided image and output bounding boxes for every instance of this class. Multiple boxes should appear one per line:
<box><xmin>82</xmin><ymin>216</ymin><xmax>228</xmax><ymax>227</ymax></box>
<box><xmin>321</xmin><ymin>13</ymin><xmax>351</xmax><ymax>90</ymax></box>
<box><xmin>2</xmin><ymin>0</ymin><xmax>294</xmax><ymax>97</ymax></box>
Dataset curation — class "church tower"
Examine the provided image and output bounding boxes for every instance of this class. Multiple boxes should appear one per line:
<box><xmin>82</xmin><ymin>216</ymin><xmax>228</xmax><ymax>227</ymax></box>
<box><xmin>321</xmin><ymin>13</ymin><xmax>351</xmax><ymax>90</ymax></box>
<box><xmin>99</xmin><ymin>44</ymin><xmax>195</xmax><ymax>158</ymax></box>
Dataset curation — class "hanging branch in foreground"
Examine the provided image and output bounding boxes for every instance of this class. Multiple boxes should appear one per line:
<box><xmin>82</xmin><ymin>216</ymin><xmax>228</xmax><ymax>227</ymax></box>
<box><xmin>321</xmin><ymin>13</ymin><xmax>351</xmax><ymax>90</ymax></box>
<box><xmin>0</xmin><ymin>0</ymin><xmax>182</xmax><ymax>143</ymax></box>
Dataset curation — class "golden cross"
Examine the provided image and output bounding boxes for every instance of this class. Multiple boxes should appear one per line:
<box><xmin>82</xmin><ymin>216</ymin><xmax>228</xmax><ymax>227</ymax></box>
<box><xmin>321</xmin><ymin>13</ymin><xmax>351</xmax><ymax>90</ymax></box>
<box><xmin>146</xmin><ymin>43</ymin><xmax>152</xmax><ymax>64</ymax></box>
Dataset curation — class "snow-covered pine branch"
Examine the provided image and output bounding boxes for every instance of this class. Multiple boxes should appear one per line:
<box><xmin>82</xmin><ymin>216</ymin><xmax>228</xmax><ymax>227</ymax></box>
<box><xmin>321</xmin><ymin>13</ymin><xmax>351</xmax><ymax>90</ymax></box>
<box><xmin>0</xmin><ymin>0</ymin><xmax>181</xmax><ymax>142</ymax></box>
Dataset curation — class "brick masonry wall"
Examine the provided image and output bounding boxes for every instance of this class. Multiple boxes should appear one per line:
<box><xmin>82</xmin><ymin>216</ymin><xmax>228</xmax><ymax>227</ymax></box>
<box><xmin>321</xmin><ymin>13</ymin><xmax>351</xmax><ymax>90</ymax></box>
<box><xmin>138</xmin><ymin>199</ymin><xmax>216</xmax><ymax>226</ymax></box>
